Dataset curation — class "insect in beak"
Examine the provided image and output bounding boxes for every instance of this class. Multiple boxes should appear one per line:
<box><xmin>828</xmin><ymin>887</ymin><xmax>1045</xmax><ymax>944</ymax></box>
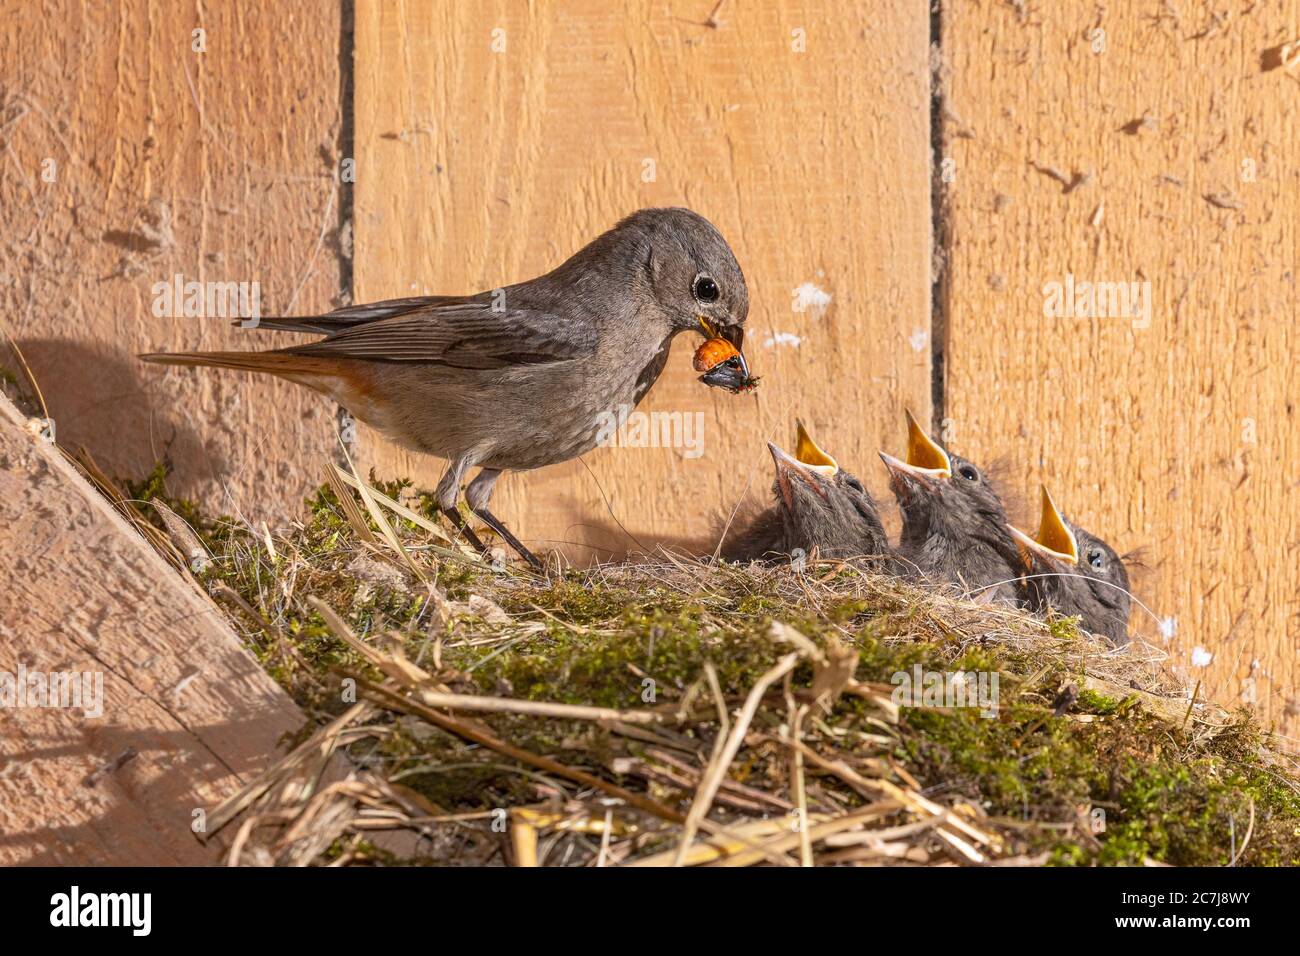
<box><xmin>693</xmin><ymin>334</ymin><xmax>759</xmax><ymax>394</ymax></box>
<box><xmin>698</xmin><ymin>316</ymin><xmax>746</xmax><ymax>364</ymax></box>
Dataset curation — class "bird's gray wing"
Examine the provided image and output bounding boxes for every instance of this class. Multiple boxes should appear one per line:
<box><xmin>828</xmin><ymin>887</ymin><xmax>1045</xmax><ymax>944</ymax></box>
<box><xmin>279</xmin><ymin>301</ymin><xmax>598</xmax><ymax>370</ymax></box>
<box><xmin>245</xmin><ymin>296</ymin><xmax>471</xmax><ymax>335</ymax></box>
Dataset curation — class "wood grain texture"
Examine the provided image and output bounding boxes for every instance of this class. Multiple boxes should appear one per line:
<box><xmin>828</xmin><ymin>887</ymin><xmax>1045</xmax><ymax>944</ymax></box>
<box><xmin>940</xmin><ymin>1</ymin><xmax>1299</xmax><ymax>735</ymax></box>
<box><xmin>353</xmin><ymin>0</ymin><xmax>933</xmax><ymax>561</ymax></box>
<box><xmin>0</xmin><ymin>393</ymin><xmax>307</xmax><ymax>865</ymax></box>
<box><xmin>0</xmin><ymin>0</ymin><xmax>344</xmax><ymax>523</ymax></box>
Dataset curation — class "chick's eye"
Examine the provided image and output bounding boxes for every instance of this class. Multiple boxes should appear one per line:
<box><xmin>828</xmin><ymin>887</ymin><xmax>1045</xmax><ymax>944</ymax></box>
<box><xmin>844</xmin><ymin>477</ymin><xmax>864</xmax><ymax>493</ymax></box>
<box><xmin>1087</xmin><ymin>549</ymin><xmax>1105</xmax><ymax>570</ymax></box>
<box><xmin>958</xmin><ymin>465</ymin><xmax>979</xmax><ymax>482</ymax></box>
<box><xmin>693</xmin><ymin>275</ymin><xmax>720</xmax><ymax>302</ymax></box>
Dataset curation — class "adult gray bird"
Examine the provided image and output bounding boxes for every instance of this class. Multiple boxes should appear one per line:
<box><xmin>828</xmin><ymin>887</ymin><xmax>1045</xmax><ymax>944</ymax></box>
<box><xmin>1008</xmin><ymin>486</ymin><xmax>1132</xmax><ymax>646</ymax></box>
<box><xmin>879</xmin><ymin>410</ymin><xmax>1022</xmax><ymax>602</ymax></box>
<box><xmin>142</xmin><ymin>208</ymin><xmax>751</xmax><ymax>569</ymax></box>
<box><xmin>723</xmin><ymin>422</ymin><xmax>890</xmax><ymax>567</ymax></box>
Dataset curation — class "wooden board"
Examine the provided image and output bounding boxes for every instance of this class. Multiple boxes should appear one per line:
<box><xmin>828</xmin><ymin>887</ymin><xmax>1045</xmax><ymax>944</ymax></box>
<box><xmin>0</xmin><ymin>0</ymin><xmax>344</xmax><ymax>523</ymax></box>
<box><xmin>0</xmin><ymin>393</ymin><xmax>307</xmax><ymax>865</ymax></box>
<box><xmin>940</xmin><ymin>0</ymin><xmax>1299</xmax><ymax>735</ymax></box>
<box><xmin>353</xmin><ymin>0</ymin><xmax>934</xmax><ymax>561</ymax></box>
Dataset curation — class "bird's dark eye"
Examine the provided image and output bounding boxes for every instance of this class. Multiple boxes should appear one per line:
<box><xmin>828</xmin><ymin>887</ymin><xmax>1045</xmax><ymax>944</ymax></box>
<box><xmin>958</xmin><ymin>464</ymin><xmax>979</xmax><ymax>482</ymax></box>
<box><xmin>1087</xmin><ymin>548</ymin><xmax>1105</xmax><ymax>570</ymax></box>
<box><xmin>844</xmin><ymin>476</ymin><xmax>864</xmax><ymax>493</ymax></box>
<box><xmin>693</xmin><ymin>275</ymin><xmax>720</xmax><ymax>302</ymax></box>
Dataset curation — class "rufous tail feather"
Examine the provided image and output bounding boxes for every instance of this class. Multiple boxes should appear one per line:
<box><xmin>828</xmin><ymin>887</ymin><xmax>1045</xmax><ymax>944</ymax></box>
<box><xmin>139</xmin><ymin>350</ymin><xmax>341</xmax><ymax>378</ymax></box>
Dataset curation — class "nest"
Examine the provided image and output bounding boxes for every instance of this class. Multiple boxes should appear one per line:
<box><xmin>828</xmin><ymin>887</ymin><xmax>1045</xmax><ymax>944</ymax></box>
<box><xmin>84</xmin><ymin>459</ymin><xmax>1300</xmax><ymax>867</ymax></box>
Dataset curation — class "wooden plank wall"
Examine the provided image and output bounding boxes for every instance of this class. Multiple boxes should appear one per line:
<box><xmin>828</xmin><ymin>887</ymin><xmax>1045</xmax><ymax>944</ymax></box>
<box><xmin>0</xmin><ymin>0</ymin><xmax>344</xmax><ymax>523</ymax></box>
<box><xmin>2</xmin><ymin>0</ymin><xmax>1292</xmax><ymax>744</ymax></box>
<box><xmin>0</xmin><ymin>393</ymin><xmax>307</xmax><ymax>865</ymax></box>
<box><xmin>940</xmin><ymin>0</ymin><xmax>1299</xmax><ymax>735</ymax></box>
<box><xmin>352</xmin><ymin>0</ymin><xmax>935</xmax><ymax>561</ymax></box>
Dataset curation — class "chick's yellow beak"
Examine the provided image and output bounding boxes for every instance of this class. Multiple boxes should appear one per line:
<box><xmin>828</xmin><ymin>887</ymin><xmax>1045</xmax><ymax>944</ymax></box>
<box><xmin>1008</xmin><ymin>485</ymin><xmax>1080</xmax><ymax>564</ymax></box>
<box><xmin>904</xmin><ymin>409</ymin><xmax>952</xmax><ymax>477</ymax></box>
<box><xmin>882</xmin><ymin>408</ymin><xmax>952</xmax><ymax>484</ymax></box>
<box><xmin>794</xmin><ymin>420</ymin><xmax>839</xmax><ymax>477</ymax></box>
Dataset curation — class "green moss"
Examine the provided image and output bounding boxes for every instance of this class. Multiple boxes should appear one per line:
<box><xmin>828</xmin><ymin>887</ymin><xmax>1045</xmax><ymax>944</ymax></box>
<box><xmin>1075</xmin><ymin>688</ymin><xmax>1125</xmax><ymax>716</ymax></box>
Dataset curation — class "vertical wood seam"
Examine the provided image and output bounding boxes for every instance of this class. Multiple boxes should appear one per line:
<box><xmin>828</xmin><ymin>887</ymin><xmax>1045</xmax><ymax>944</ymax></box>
<box><xmin>928</xmin><ymin>2</ymin><xmax>948</xmax><ymax>435</ymax></box>
<box><xmin>337</xmin><ymin>0</ymin><xmax>356</xmax><ymax>307</ymax></box>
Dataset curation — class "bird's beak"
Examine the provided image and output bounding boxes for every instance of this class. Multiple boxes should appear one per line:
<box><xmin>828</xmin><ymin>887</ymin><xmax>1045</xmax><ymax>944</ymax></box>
<box><xmin>768</xmin><ymin>440</ymin><xmax>830</xmax><ymax>507</ymax></box>
<box><xmin>904</xmin><ymin>409</ymin><xmax>952</xmax><ymax>476</ymax></box>
<box><xmin>793</xmin><ymin>420</ymin><xmax>839</xmax><ymax>477</ymax></box>
<box><xmin>703</xmin><ymin>315</ymin><xmax>745</xmax><ymax>354</ymax></box>
<box><xmin>1008</xmin><ymin>486</ymin><xmax>1079</xmax><ymax>565</ymax></box>
<box><xmin>880</xmin><ymin>409</ymin><xmax>952</xmax><ymax>483</ymax></box>
<box><xmin>698</xmin><ymin>316</ymin><xmax>748</xmax><ymax>373</ymax></box>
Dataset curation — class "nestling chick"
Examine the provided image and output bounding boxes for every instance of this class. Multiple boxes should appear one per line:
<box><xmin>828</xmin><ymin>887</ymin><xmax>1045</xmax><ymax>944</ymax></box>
<box><xmin>723</xmin><ymin>422</ymin><xmax>890</xmax><ymax>566</ymax></box>
<box><xmin>1008</xmin><ymin>486</ymin><xmax>1132</xmax><ymax>646</ymax></box>
<box><xmin>880</xmin><ymin>410</ymin><xmax>1022</xmax><ymax>602</ymax></box>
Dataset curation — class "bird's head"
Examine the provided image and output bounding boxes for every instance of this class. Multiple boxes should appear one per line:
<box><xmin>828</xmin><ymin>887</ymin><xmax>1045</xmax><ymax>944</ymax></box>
<box><xmin>768</xmin><ymin>421</ymin><xmax>886</xmax><ymax>561</ymax></box>
<box><xmin>1008</xmin><ymin>486</ymin><xmax>1132</xmax><ymax>644</ymax></box>
<box><xmin>879</xmin><ymin>409</ymin><xmax>1009</xmax><ymax>538</ymax></box>
<box><xmin>620</xmin><ymin>207</ymin><xmax>749</xmax><ymax>351</ymax></box>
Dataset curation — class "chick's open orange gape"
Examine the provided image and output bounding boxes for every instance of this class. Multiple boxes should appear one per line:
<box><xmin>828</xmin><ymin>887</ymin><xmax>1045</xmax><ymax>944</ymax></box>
<box><xmin>693</xmin><ymin>336</ymin><xmax>760</xmax><ymax>393</ymax></box>
<box><xmin>1008</xmin><ymin>486</ymin><xmax>1079</xmax><ymax>564</ymax></box>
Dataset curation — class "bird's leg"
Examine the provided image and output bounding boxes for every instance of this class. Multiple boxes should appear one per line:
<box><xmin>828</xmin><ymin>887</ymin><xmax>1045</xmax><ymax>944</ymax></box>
<box><xmin>436</xmin><ymin>457</ymin><xmax>489</xmax><ymax>557</ymax></box>
<box><xmin>440</xmin><ymin>506</ymin><xmax>488</xmax><ymax>555</ymax></box>
<box><xmin>473</xmin><ymin>508</ymin><xmax>542</xmax><ymax>570</ymax></box>
<box><xmin>466</xmin><ymin>468</ymin><xmax>543</xmax><ymax>570</ymax></box>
